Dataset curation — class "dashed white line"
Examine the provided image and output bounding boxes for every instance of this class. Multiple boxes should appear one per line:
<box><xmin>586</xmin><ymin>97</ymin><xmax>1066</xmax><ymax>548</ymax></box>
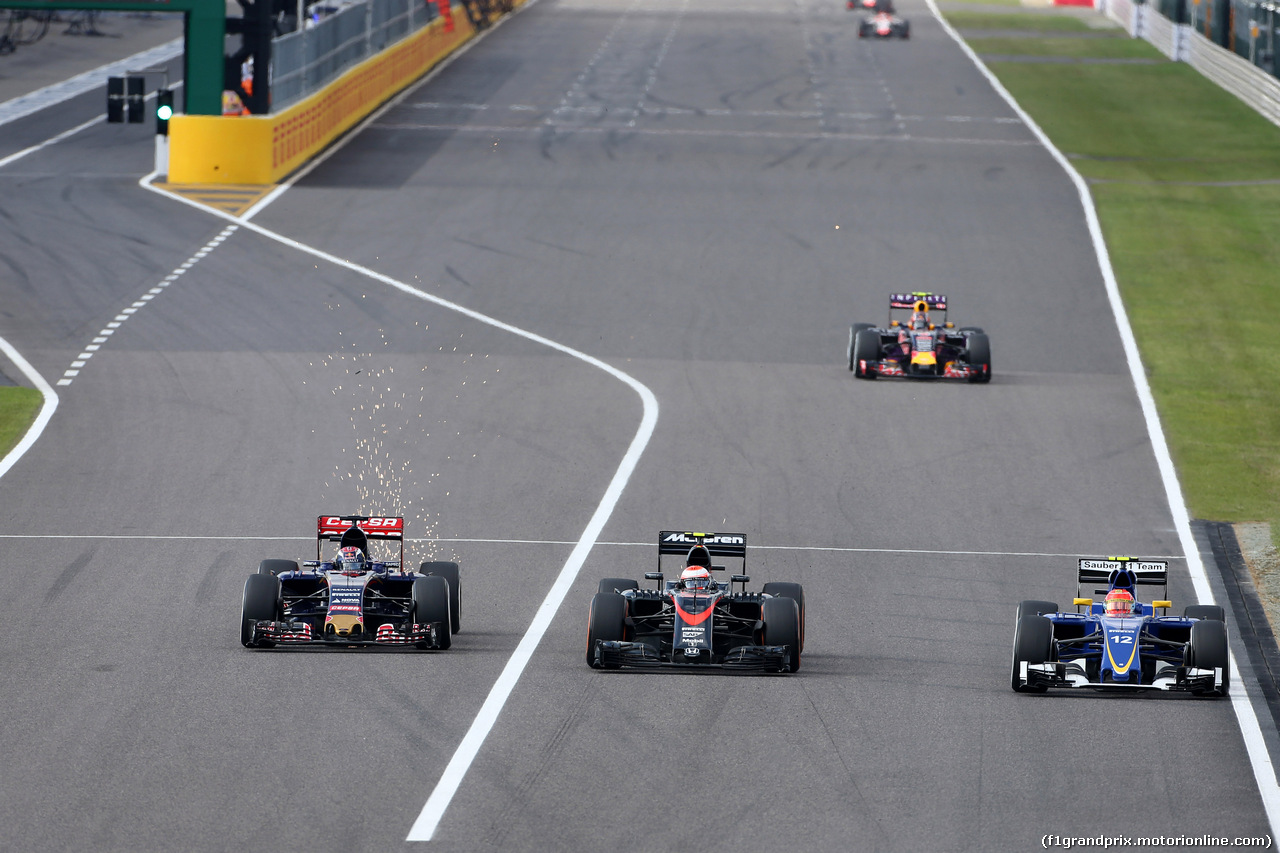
<box><xmin>55</xmin><ymin>225</ymin><xmax>239</xmax><ymax>386</ymax></box>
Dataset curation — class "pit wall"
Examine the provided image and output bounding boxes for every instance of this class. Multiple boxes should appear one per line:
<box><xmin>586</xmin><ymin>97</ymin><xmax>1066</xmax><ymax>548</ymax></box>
<box><xmin>168</xmin><ymin>6</ymin><xmax>492</xmax><ymax>185</ymax></box>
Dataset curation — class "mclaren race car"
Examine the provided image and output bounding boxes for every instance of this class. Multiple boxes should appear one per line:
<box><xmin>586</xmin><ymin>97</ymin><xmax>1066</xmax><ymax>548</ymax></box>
<box><xmin>857</xmin><ymin>0</ymin><xmax>909</xmax><ymax>38</ymax></box>
<box><xmin>1011</xmin><ymin>557</ymin><xmax>1229</xmax><ymax>696</ymax></box>
<box><xmin>240</xmin><ymin>515</ymin><xmax>461</xmax><ymax>650</ymax></box>
<box><xmin>848</xmin><ymin>293</ymin><xmax>990</xmax><ymax>381</ymax></box>
<box><xmin>586</xmin><ymin>531</ymin><xmax>805</xmax><ymax>672</ymax></box>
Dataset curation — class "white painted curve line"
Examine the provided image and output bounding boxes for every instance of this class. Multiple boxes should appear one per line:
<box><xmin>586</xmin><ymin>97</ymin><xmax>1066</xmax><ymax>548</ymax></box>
<box><xmin>55</xmin><ymin>224</ymin><xmax>238</xmax><ymax>386</ymax></box>
<box><xmin>926</xmin><ymin>0</ymin><xmax>1280</xmax><ymax>834</ymax></box>
<box><xmin>0</xmin><ymin>337</ymin><xmax>58</xmax><ymax>480</ymax></box>
<box><xmin>141</xmin><ymin>188</ymin><xmax>660</xmax><ymax>843</ymax></box>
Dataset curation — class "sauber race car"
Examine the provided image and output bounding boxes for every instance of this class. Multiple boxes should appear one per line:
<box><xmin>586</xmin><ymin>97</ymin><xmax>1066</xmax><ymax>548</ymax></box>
<box><xmin>240</xmin><ymin>515</ymin><xmax>461</xmax><ymax>650</ymax></box>
<box><xmin>857</xmin><ymin>0</ymin><xmax>909</xmax><ymax>38</ymax></box>
<box><xmin>586</xmin><ymin>531</ymin><xmax>805</xmax><ymax>672</ymax></box>
<box><xmin>848</xmin><ymin>293</ymin><xmax>990</xmax><ymax>381</ymax></box>
<box><xmin>1011</xmin><ymin>557</ymin><xmax>1229</xmax><ymax>696</ymax></box>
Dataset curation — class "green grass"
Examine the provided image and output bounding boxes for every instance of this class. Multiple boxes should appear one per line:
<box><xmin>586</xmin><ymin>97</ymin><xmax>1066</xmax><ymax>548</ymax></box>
<box><xmin>946</xmin><ymin>11</ymin><xmax>1094</xmax><ymax>30</ymax></box>
<box><xmin>0</xmin><ymin>386</ymin><xmax>43</xmax><ymax>459</ymax></box>
<box><xmin>946</xmin><ymin>7</ymin><xmax>1280</xmax><ymax>537</ymax></box>
<box><xmin>971</xmin><ymin>35</ymin><xmax>1164</xmax><ymax>60</ymax></box>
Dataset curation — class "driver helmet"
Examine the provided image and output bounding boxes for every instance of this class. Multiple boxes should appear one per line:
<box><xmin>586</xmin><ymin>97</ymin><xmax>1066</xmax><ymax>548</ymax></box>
<box><xmin>337</xmin><ymin>545</ymin><xmax>367</xmax><ymax>575</ymax></box>
<box><xmin>911</xmin><ymin>312</ymin><xmax>928</xmax><ymax>331</ymax></box>
<box><xmin>1104</xmin><ymin>588</ymin><xmax>1135</xmax><ymax>617</ymax></box>
<box><xmin>680</xmin><ymin>566</ymin><xmax>713</xmax><ymax>591</ymax></box>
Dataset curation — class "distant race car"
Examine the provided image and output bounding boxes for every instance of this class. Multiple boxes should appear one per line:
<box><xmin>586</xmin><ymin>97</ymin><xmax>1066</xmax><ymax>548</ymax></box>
<box><xmin>240</xmin><ymin>514</ymin><xmax>461</xmax><ymax>650</ymax></box>
<box><xmin>848</xmin><ymin>292</ymin><xmax>990</xmax><ymax>381</ymax></box>
<box><xmin>586</xmin><ymin>531</ymin><xmax>805</xmax><ymax>672</ymax></box>
<box><xmin>1011</xmin><ymin>557</ymin><xmax>1229</xmax><ymax>696</ymax></box>
<box><xmin>849</xmin><ymin>0</ymin><xmax>908</xmax><ymax>37</ymax></box>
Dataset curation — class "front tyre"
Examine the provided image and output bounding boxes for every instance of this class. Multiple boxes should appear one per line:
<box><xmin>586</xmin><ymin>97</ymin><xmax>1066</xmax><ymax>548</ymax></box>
<box><xmin>597</xmin><ymin>577</ymin><xmax>639</xmax><ymax>595</ymax></box>
<box><xmin>586</xmin><ymin>592</ymin><xmax>627</xmax><ymax>668</ymax></box>
<box><xmin>241</xmin><ymin>573</ymin><xmax>281</xmax><ymax>647</ymax></box>
<box><xmin>762</xmin><ymin>597</ymin><xmax>802</xmax><ymax>672</ymax></box>
<box><xmin>421</xmin><ymin>561</ymin><xmax>461</xmax><ymax>634</ymax></box>
<box><xmin>258</xmin><ymin>559</ymin><xmax>298</xmax><ymax>577</ymax></box>
<box><xmin>1011</xmin><ymin>615</ymin><xmax>1053</xmax><ymax>693</ymax></box>
<box><xmin>965</xmin><ymin>332</ymin><xmax>992</xmax><ymax>383</ymax></box>
<box><xmin>762</xmin><ymin>582</ymin><xmax>806</xmax><ymax>653</ymax></box>
<box><xmin>848</xmin><ymin>323</ymin><xmax>874</xmax><ymax>371</ymax></box>
<box><xmin>1016</xmin><ymin>600</ymin><xmax>1059</xmax><ymax>620</ymax></box>
<box><xmin>413</xmin><ymin>575</ymin><xmax>452</xmax><ymax>650</ymax></box>
<box><xmin>1184</xmin><ymin>604</ymin><xmax>1225</xmax><ymax>622</ymax></box>
<box><xmin>1186</xmin><ymin>618</ymin><xmax>1230</xmax><ymax>696</ymax></box>
<box><xmin>853</xmin><ymin>329</ymin><xmax>881</xmax><ymax>379</ymax></box>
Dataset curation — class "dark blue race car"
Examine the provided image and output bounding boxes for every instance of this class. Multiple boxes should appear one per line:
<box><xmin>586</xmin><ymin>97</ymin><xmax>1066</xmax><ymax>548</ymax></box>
<box><xmin>1011</xmin><ymin>557</ymin><xmax>1229</xmax><ymax>696</ymax></box>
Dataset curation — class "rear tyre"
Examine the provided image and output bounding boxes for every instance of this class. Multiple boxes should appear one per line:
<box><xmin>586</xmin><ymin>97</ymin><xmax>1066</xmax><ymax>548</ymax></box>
<box><xmin>413</xmin><ymin>575</ymin><xmax>452</xmax><ymax>650</ymax></box>
<box><xmin>241</xmin><ymin>573</ymin><xmax>281</xmax><ymax>647</ymax></box>
<box><xmin>1016</xmin><ymin>600</ymin><xmax>1059</xmax><ymax>620</ymax></box>
<box><xmin>965</xmin><ymin>332</ymin><xmax>992</xmax><ymax>383</ymax></box>
<box><xmin>586</xmin><ymin>592</ymin><xmax>627</xmax><ymax>669</ymax></box>
<box><xmin>1186</xmin><ymin>619</ymin><xmax>1230</xmax><ymax>696</ymax></box>
<box><xmin>1011</xmin><ymin>615</ymin><xmax>1053</xmax><ymax>693</ymax></box>
<box><xmin>421</xmin><ymin>561</ymin><xmax>461</xmax><ymax>634</ymax></box>
<box><xmin>597</xmin><ymin>577</ymin><xmax>639</xmax><ymax>595</ymax></box>
<box><xmin>853</xmin><ymin>329</ymin><xmax>881</xmax><ymax>379</ymax></box>
<box><xmin>258</xmin><ymin>559</ymin><xmax>298</xmax><ymax>577</ymax></box>
<box><xmin>848</xmin><ymin>323</ymin><xmax>874</xmax><ymax>371</ymax></box>
<box><xmin>763</xmin><ymin>597</ymin><xmax>802</xmax><ymax>672</ymax></box>
<box><xmin>900</xmin><ymin>21</ymin><xmax>910</xmax><ymax>38</ymax></box>
<box><xmin>762</xmin><ymin>582</ymin><xmax>806</xmax><ymax>653</ymax></box>
<box><xmin>1184</xmin><ymin>604</ymin><xmax>1225</xmax><ymax>622</ymax></box>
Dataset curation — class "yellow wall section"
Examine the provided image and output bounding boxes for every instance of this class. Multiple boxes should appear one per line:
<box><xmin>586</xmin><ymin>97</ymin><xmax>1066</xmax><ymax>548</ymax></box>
<box><xmin>169</xmin><ymin>6</ymin><xmax>485</xmax><ymax>185</ymax></box>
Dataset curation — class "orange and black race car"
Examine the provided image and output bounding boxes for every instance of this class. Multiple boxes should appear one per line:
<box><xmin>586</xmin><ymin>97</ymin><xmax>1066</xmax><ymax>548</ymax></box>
<box><xmin>848</xmin><ymin>292</ymin><xmax>991</xmax><ymax>382</ymax></box>
<box><xmin>586</xmin><ymin>531</ymin><xmax>805</xmax><ymax>673</ymax></box>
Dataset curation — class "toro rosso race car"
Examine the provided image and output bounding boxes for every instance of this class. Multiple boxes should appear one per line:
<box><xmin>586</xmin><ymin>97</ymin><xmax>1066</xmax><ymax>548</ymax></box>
<box><xmin>586</xmin><ymin>531</ymin><xmax>805</xmax><ymax>672</ymax></box>
<box><xmin>848</xmin><ymin>293</ymin><xmax>990</xmax><ymax>381</ymax></box>
<box><xmin>856</xmin><ymin>0</ymin><xmax>909</xmax><ymax>38</ymax></box>
<box><xmin>240</xmin><ymin>515</ymin><xmax>461</xmax><ymax>650</ymax></box>
<box><xmin>1011</xmin><ymin>557</ymin><xmax>1229</xmax><ymax>696</ymax></box>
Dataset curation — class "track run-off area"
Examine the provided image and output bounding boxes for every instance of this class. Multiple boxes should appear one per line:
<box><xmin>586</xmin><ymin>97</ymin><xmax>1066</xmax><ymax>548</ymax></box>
<box><xmin>1</xmin><ymin>0</ymin><xmax>1278</xmax><ymax>850</ymax></box>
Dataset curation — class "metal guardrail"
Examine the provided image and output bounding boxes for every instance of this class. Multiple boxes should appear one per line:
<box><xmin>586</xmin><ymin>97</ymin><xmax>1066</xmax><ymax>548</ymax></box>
<box><xmin>1104</xmin><ymin>0</ymin><xmax>1280</xmax><ymax>125</ymax></box>
<box><xmin>270</xmin><ymin>0</ymin><xmax>438</xmax><ymax>113</ymax></box>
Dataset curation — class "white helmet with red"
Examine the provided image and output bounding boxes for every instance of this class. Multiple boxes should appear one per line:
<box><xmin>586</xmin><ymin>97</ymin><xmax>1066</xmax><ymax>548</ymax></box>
<box><xmin>679</xmin><ymin>566</ymin><xmax>713</xmax><ymax>591</ymax></box>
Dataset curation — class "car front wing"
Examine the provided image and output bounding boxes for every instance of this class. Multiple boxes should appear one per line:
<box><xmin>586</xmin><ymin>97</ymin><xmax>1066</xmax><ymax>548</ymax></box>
<box><xmin>246</xmin><ymin>619</ymin><xmax>444</xmax><ymax>649</ymax></box>
<box><xmin>1017</xmin><ymin>660</ymin><xmax>1225</xmax><ymax>694</ymax></box>
<box><xmin>591</xmin><ymin>640</ymin><xmax>793</xmax><ymax>672</ymax></box>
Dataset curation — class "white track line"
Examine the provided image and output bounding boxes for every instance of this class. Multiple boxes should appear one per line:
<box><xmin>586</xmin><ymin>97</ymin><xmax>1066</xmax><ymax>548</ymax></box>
<box><xmin>0</xmin><ymin>532</ymin><xmax>1186</xmax><ymax>560</ymax></box>
<box><xmin>142</xmin><ymin>5</ymin><xmax>659</xmax><ymax>842</ymax></box>
<box><xmin>0</xmin><ymin>336</ymin><xmax>58</xmax><ymax>479</ymax></box>
<box><xmin>926</xmin><ymin>0</ymin><xmax>1280</xmax><ymax>833</ymax></box>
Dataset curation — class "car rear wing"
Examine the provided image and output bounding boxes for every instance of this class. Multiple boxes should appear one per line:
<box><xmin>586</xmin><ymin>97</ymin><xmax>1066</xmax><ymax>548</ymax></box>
<box><xmin>1076</xmin><ymin>557</ymin><xmax>1168</xmax><ymax>598</ymax></box>
<box><xmin>889</xmin><ymin>292</ymin><xmax>946</xmax><ymax>311</ymax></box>
<box><xmin>316</xmin><ymin>515</ymin><xmax>404</xmax><ymax>564</ymax></box>
<box><xmin>657</xmin><ymin>531</ymin><xmax>747</xmax><ymax>573</ymax></box>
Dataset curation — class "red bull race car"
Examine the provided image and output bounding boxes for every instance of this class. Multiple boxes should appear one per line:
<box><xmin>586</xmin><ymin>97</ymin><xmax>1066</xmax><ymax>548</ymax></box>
<box><xmin>240</xmin><ymin>515</ymin><xmax>461</xmax><ymax>650</ymax></box>
<box><xmin>848</xmin><ymin>293</ymin><xmax>990</xmax><ymax>381</ymax></box>
<box><xmin>1011</xmin><ymin>557</ymin><xmax>1229</xmax><ymax>696</ymax></box>
<box><xmin>586</xmin><ymin>531</ymin><xmax>805</xmax><ymax>672</ymax></box>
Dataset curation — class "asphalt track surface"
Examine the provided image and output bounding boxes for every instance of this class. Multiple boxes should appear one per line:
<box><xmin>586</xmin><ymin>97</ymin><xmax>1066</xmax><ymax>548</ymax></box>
<box><xmin>0</xmin><ymin>0</ymin><xmax>1272</xmax><ymax>850</ymax></box>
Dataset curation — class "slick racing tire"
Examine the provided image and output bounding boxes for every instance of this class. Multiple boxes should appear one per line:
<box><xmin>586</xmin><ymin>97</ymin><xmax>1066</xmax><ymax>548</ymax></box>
<box><xmin>413</xmin><ymin>575</ymin><xmax>452</xmax><ymax>650</ymax></box>
<box><xmin>852</xmin><ymin>328</ymin><xmax>881</xmax><ymax>379</ymax></box>
<box><xmin>898</xmin><ymin>22</ymin><xmax>909</xmax><ymax>38</ymax></box>
<box><xmin>965</xmin><ymin>332</ymin><xmax>992</xmax><ymax>383</ymax></box>
<box><xmin>258</xmin><ymin>559</ymin><xmax>298</xmax><ymax>577</ymax></box>
<box><xmin>1186</xmin><ymin>618</ymin><xmax>1230</xmax><ymax>696</ymax></box>
<box><xmin>959</xmin><ymin>326</ymin><xmax>984</xmax><ymax>334</ymax></box>
<box><xmin>1184</xmin><ymin>604</ymin><xmax>1225</xmax><ymax>622</ymax></box>
<box><xmin>586</xmin><ymin>592</ymin><xmax>627</xmax><ymax>669</ymax></box>
<box><xmin>848</xmin><ymin>323</ymin><xmax>874</xmax><ymax>371</ymax></box>
<box><xmin>1016</xmin><ymin>600</ymin><xmax>1059</xmax><ymax>621</ymax></box>
<box><xmin>762</xmin><ymin>582</ymin><xmax>806</xmax><ymax>653</ymax></box>
<box><xmin>1011</xmin><ymin>615</ymin><xmax>1053</xmax><ymax>693</ymax></box>
<box><xmin>763</xmin><ymin>597</ymin><xmax>802</xmax><ymax>672</ymax></box>
<box><xmin>421</xmin><ymin>561</ymin><xmax>461</xmax><ymax>634</ymax></box>
<box><xmin>241</xmin><ymin>573</ymin><xmax>281</xmax><ymax>648</ymax></box>
<box><xmin>597</xmin><ymin>578</ymin><xmax>639</xmax><ymax>595</ymax></box>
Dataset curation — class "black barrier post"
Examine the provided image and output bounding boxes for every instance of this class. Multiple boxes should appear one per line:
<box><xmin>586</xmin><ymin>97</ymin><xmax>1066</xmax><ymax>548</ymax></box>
<box><xmin>107</xmin><ymin>76</ymin><xmax>124</xmax><ymax>123</ymax></box>
<box><xmin>126</xmin><ymin>76</ymin><xmax>145</xmax><ymax>122</ymax></box>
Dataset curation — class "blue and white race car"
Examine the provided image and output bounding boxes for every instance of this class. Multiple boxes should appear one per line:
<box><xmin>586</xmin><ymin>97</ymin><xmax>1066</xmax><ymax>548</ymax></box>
<box><xmin>1011</xmin><ymin>557</ymin><xmax>1229</xmax><ymax>696</ymax></box>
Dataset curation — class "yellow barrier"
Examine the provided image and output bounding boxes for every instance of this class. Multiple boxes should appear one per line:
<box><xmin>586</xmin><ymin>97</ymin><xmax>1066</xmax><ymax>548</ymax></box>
<box><xmin>169</xmin><ymin>8</ymin><xmax>480</xmax><ymax>185</ymax></box>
